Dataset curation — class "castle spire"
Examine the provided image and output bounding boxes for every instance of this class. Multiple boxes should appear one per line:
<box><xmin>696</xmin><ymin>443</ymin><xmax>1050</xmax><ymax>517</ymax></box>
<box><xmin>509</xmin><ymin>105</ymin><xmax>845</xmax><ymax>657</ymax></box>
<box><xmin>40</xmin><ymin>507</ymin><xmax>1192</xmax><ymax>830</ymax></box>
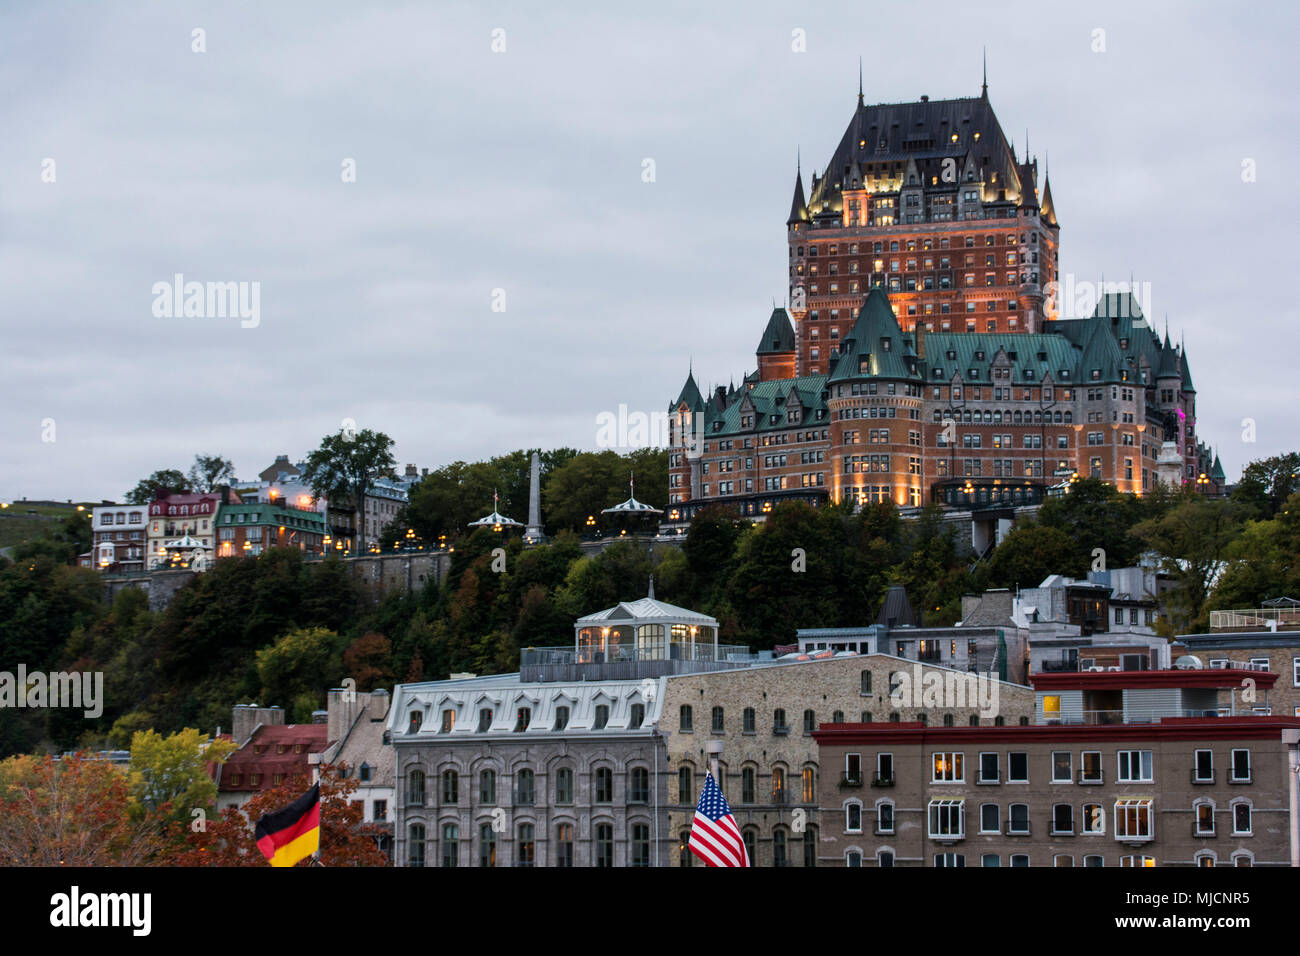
<box><xmin>982</xmin><ymin>48</ymin><xmax>988</xmax><ymax>99</ymax></box>
<box><xmin>858</xmin><ymin>56</ymin><xmax>864</xmax><ymax>106</ymax></box>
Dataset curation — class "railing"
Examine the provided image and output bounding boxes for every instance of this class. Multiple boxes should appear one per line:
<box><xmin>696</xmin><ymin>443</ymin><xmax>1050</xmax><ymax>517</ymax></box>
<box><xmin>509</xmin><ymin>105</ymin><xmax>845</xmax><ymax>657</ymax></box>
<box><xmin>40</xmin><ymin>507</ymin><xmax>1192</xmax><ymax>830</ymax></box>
<box><xmin>1045</xmin><ymin>709</ymin><xmax>1239</xmax><ymax>725</ymax></box>
<box><xmin>1041</xmin><ymin>659</ymin><xmax>1080</xmax><ymax>673</ymax></box>
<box><xmin>871</xmin><ymin>775</ymin><xmax>895</xmax><ymax>788</ymax></box>
<box><xmin>1210</xmin><ymin>607</ymin><xmax>1300</xmax><ymax>631</ymax></box>
<box><xmin>839</xmin><ymin>773</ymin><xmax>864</xmax><ymax>789</ymax></box>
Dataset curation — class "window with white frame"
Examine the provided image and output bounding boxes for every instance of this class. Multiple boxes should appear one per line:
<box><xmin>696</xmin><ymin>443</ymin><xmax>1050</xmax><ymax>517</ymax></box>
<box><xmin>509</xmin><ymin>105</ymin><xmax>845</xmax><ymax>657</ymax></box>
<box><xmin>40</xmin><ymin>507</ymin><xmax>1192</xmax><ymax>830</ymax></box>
<box><xmin>1052</xmin><ymin>751</ymin><xmax>1072</xmax><ymax>783</ymax></box>
<box><xmin>1117</xmin><ymin>750</ymin><xmax>1153</xmax><ymax>783</ymax></box>
<box><xmin>1010</xmin><ymin>854</ymin><xmax>1029</xmax><ymax>867</ymax></box>
<box><xmin>1080</xmin><ymin>751</ymin><xmax>1102</xmax><ymax>783</ymax></box>
<box><xmin>877</xmin><ymin>752</ymin><xmax>894</xmax><ymax>784</ymax></box>
<box><xmin>982</xmin><ymin>854</ymin><xmax>1000</xmax><ymax>867</ymax></box>
<box><xmin>979</xmin><ymin>803</ymin><xmax>999</xmax><ymax>834</ymax></box>
<box><xmin>845</xmin><ymin>802</ymin><xmax>862</xmax><ymax>833</ymax></box>
<box><xmin>1230</xmin><ymin>749</ymin><xmax>1251</xmax><ymax>782</ymax></box>
<box><xmin>1195</xmin><ymin>800</ymin><xmax>1215</xmax><ymax>835</ymax></box>
<box><xmin>978</xmin><ymin>752</ymin><xmax>999</xmax><ymax>783</ymax></box>
<box><xmin>1008</xmin><ymin>803</ymin><xmax>1030</xmax><ymax>834</ymax></box>
<box><xmin>1114</xmin><ymin>798</ymin><xmax>1154</xmax><ymax>840</ymax></box>
<box><xmin>877</xmin><ymin>849</ymin><xmax>894</xmax><ymax>867</ymax></box>
<box><xmin>1083</xmin><ymin>855</ymin><xmax>1103</xmax><ymax>867</ymax></box>
<box><xmin>1051</xmin><ymin>803</ymin><xmax>1074</xmax><ymax>835</ymax></box>
<box><xmin>1053</xmin><ymin>854</ymin><xmax>1074</xmax><ymax>867</ymax></box>
<box><xmin>876</xmin><ymin>800</ymin><xmax>894</xmax><ymax>834</ymax></box>
<box><xmin>933</xmin><ymin>853</ymin><xmax>965</xmax><ymax>867</ymax></box>
<box><xmin>928</xmin><ymin>799</ymin><xmax>965</xmax><ymax>839</ymax></box>
<box><xmin>1120</xmin><ymin>855</ymin><xmax>1155</xmax><ymax>867</ymax></box>
<box><xmin>846</xmin><ymin>850</ymin><xmax>862</xmax><ymax>867</ymax></box>
<box><xmin>1193</xmin><ymin>749</ymin><xmax>1213</xmax><ymax>782</ymax></box>
<box><xmin>1232</xmin><ymin>801</ymin><xmax>1252</xmax><ymax>835</ymax></box>
<box><xmin>932</xmin><ymin>752</ymin><xmax>964</xmax><ymax>782</ymax></box>
<box><xmin>1082</xmin><ymin>803</ymin><xmax>1104</xmax><ymax>834</ymax></box>
<box><xmin>1008</xmin><ymin>751</ymin><xmax>1028</xmax><ymax>783</ymax></box>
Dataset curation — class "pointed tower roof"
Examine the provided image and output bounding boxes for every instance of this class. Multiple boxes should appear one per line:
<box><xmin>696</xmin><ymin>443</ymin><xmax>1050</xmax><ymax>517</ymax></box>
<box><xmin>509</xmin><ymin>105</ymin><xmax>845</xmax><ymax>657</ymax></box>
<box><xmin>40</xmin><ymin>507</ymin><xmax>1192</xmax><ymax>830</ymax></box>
<box><xmin>672</xmin><ymin>369</ymin><xmax>705</xmax><ymax>411</ymax></box>
<box><xmin>1179</xmin><ymin>344</ymin><xmax>1196</xmax><ymax>392</ymax></box>
<box><xmin>787</xmin><ymin>163</ymin><xmax>809</xmax><ymax>225</ymax></box>
<box><xmin>828</xmin><ymin>288</ymin><xmax>919</xmax><ymax>384</ymax></box>
<box><xmin>1078</xmin><ymin>318</ymin><xmax>1125</xmax><ymax>384</ymax></box>
<box><xmin>1040</xmin><ymin>172</ymin><xmax>1057</xmax><ymax>226</ymax></box>
<box><xmin>1211</xmin><ymin>452</ymin><xmax>1226</xmax><ymax>483</ymax></box>
<box><xmin>1156</xmin><ymin>330</ymin><xmax>1180</xmax><ymax>379</ymax></box>
<box><xmin>876</xmin><ymin>585</ymin><xmax>920</xmax><ymax>628</ymax></box>
<box><xmin>756</xmin><ymin>307</ymin><xmax>796</xmax><ymax>355</ymax></box>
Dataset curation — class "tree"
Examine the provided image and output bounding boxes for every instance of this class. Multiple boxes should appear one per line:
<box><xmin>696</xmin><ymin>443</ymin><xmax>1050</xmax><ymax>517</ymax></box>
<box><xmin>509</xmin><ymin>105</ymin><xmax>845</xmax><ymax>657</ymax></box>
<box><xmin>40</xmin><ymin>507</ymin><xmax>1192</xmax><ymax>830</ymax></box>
<box><xmin>301</xmin><ymin>429</ymin><xmax>397</xmax><ymax>544</ymax></box>
<box><xmin>1232</xmin><ymin>452</ymin><xmax>1300</xmax><ymax>518</ymax></box>
<box><xmin>1036</xmin><ymin>478</ymin><xmax>1147</xmax><ymax>573</ymax></box>
<box><xmin>1133</xmin><ymin>497</ymin><xmax>1247</xmax><ymax>632</ymax></box>
<box><xmin>169</xmin><ymin>764</ymin><xmax>387</xmax><ymax>866</ymax></box>
<box><xmin>0</xmin><ymin>753</ymin><xmax>167</xmax><ymax>865</ymax></box>
<box><xmin>128</xmin><ymin>727</ymin><xmax>235</xmax><ymax>834</ymax></box>
<box><xmin>254</xmin><ymin>626</ymin><xmax>347</xmax><ymax>713</ymax></box>
<box><xmin>125</xmin><ymin>469</ymin><xmax>192</xmax><ymax>504</ymax></box>
<box><xmin>187</xmin><ymin>454</ymin><xmax>237</xmax><ymax>493</ymax></box>
<box><xmin>986</xmin><ymin>525</ymin><xmax>1078</xmax><ymax>590</ymax></box>
<box><xmin>342</xmin><ymin>633</ymin><xmax>395</xmax><ymax>691</ymax></box>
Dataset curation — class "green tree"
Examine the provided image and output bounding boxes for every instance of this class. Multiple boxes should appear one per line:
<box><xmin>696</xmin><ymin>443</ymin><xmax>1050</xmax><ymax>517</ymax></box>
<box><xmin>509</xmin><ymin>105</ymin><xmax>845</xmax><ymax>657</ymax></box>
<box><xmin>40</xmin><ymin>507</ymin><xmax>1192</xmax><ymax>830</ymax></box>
<box><xmin>1133</xmin><ymin>497</ymin><xmax>1247</xmax><ymax>632</ymax></box>
<box><xmin>125</xmin><ymin>469</ymin><xmax>192</xmax><ymax>504</ymax></box>
<box><xmin>1231</xmin><ymin>452</ymin><xmax>1300</xmax><ymax>518</ymax></box>
<box><xmin>301</xmin><ymin>428</ymin><xmax>397</xmax><ymax>544</ymax></box>
<box><xmin>986</xmin><ymin>525</ymin><xmax>1078</xmax><ymax>590</ymax></box>
<box><xmin>187</xmin><ymin>454</ymin><xmax>237</xmax><ymax>493</ymax></box>
<box><xmin>128</xmin><ymin>727</ymin><xmax>234</xmax><ymax>831</ymax></box>
<box><xmin>1036</xmin><ymin>478</ymin><xmax>1146</xmax><ymax>573</ymax></box>
<box><xmin>254</xmin><ymin>626</ymin><xmax>347</xmax><ymax>711</ymax></box>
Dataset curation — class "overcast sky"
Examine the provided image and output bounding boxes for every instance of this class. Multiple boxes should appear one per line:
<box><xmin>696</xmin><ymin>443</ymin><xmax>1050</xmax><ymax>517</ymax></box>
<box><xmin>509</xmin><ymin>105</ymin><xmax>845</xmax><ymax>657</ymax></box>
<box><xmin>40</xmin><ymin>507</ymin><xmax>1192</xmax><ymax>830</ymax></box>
<box><xmin>2</xmin><ymin>0</ymin><xmax>1296</xmax><ymax>502</ymax></box>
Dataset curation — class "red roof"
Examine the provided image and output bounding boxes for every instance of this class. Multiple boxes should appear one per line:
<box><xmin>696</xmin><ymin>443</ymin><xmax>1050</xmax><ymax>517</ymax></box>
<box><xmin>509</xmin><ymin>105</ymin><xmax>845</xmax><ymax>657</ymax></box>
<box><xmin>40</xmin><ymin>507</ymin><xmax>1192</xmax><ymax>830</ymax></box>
<box><xmin>813</xmin><ymin>716</ymin><xmax>1300</xmax><ymax>745</ymax></box>
<box><xmin>220</xmin><ymin>724</ymin><xmax>329</xmax><ymax>792</ymax></box>
<box><xmin>1030</xmin><ymin>668</ymin><xmax>1277</xmax><ymax>692</ymax></box>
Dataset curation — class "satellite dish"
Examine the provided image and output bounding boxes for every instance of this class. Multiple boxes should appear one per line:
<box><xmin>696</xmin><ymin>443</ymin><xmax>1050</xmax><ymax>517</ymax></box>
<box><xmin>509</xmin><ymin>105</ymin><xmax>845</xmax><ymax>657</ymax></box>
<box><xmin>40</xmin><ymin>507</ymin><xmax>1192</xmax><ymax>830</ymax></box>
<box><xmin>1174</xmin><ymin>655</ymin><xmax>1204</xmax><ymax>670</ymax></box>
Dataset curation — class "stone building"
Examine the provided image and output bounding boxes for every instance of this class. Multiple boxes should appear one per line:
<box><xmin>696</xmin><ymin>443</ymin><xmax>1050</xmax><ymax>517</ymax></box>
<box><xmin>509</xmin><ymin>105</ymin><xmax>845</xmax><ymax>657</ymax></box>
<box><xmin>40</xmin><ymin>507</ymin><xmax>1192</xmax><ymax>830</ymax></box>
<box><xmin>319</xmin><ymin>689</ymin><xmax>395</xmax><ymax>860</ymax></box>
<box><xmin>1175</xmin><ymin>605</ymin><xmax>1300</xmax><ymax>717</ymax></box>
<box><xmin>659</xmin><ymin>653</ymin><xmax>1034</xmax><ymax>867</ymax></box>
<box><xmin>812</xmin><ymin>667</ymin><xmax>1296</xmax><ymax>866</ymax></box>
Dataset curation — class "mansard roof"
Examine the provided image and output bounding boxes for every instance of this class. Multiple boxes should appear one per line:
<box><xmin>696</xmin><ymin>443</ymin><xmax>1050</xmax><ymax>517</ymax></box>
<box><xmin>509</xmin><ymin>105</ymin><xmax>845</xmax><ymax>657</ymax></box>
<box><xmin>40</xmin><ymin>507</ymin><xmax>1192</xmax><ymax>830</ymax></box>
<box><xmin>756</xmin><ymin>307</ymin><xmax>796</xmax><ymax>355</ymax></box>
<box><xmin>806</xmin><ymin>89</ymin><xmax>1026</xmax><ymax>216</ymax></box>
<box><xmin>921</xmin><ymin>332</ymin><xmax>1076</xmax><ymax>386</ymax></box>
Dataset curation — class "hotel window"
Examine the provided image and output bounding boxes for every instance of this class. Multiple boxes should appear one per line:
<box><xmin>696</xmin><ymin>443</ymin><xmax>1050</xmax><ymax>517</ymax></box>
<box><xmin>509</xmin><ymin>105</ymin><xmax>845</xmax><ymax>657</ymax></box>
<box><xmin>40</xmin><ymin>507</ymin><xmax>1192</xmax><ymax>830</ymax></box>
<box><xmin>772</xmin><ymin>767</ymin><xmax>787</xmax><ymax>803</ymax></box>
<box><xmin>479</xmin><ymin>769</ymin><xmax>496</xmax><ymax>804</ymax></box>
<box><xmin>1082</xmin><ymin>803</ymin><xmax>1104</xmax><ymax>834</ymax></box>
<box><xmin>933</xmin><ymin>853</ymin><xmax>965</xmax><ymax>867</ymax></box>
<box><xmin>1052</xmin><ymin>751</ymin><xmax>1072</xmax><ymax>783</ymax></box>
<box><xmin>847</xmin><ymin>850</ymin><xmax>863</xmax><ymax>868</ymax></box>
<box><xmin>441</xmin><ymin>709</ymin><xmax>455</xmax><ymax>733</ymax></box>
<box><xmin>1120</xmin><ymin>856</ymin><xmax>1155</xmax><ymax>868</ymax></box>
<box><xmin>441</xmin><ymin>769</ymin><xmax>458</xmax><ymax>804</ymax></box>
<box><xmin>514</xmin><ymin>707</ymin><xmax>530</xmax><ymax>732</ymax></box>
<box><xmin>477</xmin><ymin>707</ymin><xmax>493</xmax><ymax>732</ymax></box>
<box><xmin>980</xmin><ymin>803</ymin><xmax>999</xmax><ymax>834</ymax></box>
<box><xmin>680</xmin><ymin>704</ymin><xmax>693</xmax><ymax>732</ymax></box>
<box><xmin>1117</xmin><ymin>750</ymin><xmax>1153</xmax><ymax>783</ymax></box>
<box><xmin>802</xmin><ymin>709</ymin><xmax>816</xmax><ymax>734</ymax></box>
<box><xmin>877</xmin><ymin>800</ymin><xmax>895</xmax><ymax>834</ymax></box>
<box><xmin>1011</xmin><ymin>854</ymin><xmax>1030</xmax><ymax>867</ymax></box>
<box><xmin>1051</xmin><ymin>804</ymin><xmax>1074</xmax><ymax>835</ymax></box>
<box><xmin>846</xmin><ymin>802</ymin><xmax>863</xmax><ymax>832</ymax></box>
<box><xmin>802</xmin><ymin>767</ymin><xmax>816</xmax><ymax>803</ymax></box>
<box><xmin>555</xmin><ymin>766</ymin><xmax>574</xmax><ymax>804</ymax></box>
<box><xmin>1080</xmin><ymin>751</ymin><xmax>1103</xmax><ymax>783</ymax></box>
<box><xmin>1008</xmin><ymin>804</ymin><xmax>1030</xmax><ymax>835</ymax></box>
<box><xmin>933</xmin><ymin>752</ymin><xmax>964</xmax><ymax>783</ymax></box>
<box><xmin>515</xmin><ymin>823</ymin><xmax>535</xmax><ymax>867</ymax></box>
<box><xmin>595</xmin><ymin>767</ymin><xmax>614</xmax><ymax>803</ymax></box>
<box><xmin>1194</xmin><ymin>749</ymin><xmax>1213</xmax><ymax>783</ymax></box>
<box><xmin>1230</xmin><ymin>749</ymin><xmax>1251</xmax><ymax>782</ymax></box>
<box><xmin>1114</xmin><ymin>799</ymin><xmax>1154</xmax><ymax>840</ymax></box>
<box><xmin>742</xmin><ymin>707</ymin><xmax>755</xmax><ymax>733</ymax></box>
<box><xmin>593</xmin><ymin>704</ymin><xmax>609</xmax><ymax>730</ymax></box>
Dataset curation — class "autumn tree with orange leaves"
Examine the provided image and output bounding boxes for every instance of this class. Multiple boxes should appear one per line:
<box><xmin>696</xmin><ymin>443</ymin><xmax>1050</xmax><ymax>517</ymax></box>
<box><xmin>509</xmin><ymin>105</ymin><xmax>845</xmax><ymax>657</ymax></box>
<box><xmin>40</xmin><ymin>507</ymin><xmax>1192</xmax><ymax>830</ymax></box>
<box><xmin>170</xmin><ymin>763</ymin><xmax>388</xmax><ymax>866</ymax></box>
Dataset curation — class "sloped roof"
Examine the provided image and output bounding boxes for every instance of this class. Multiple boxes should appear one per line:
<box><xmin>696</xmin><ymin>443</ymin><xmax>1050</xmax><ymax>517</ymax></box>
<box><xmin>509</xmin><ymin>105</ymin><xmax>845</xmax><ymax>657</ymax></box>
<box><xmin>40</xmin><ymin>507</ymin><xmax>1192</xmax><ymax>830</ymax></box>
<box><xmin>1179</xmin><ymin>345</ymin><xmax>1195</xmax><ymax>392</ymax></box>
<box><xmin>1040</xmin><ymin>174</ymin><xmax>1057</xmax><ymax>226</ymax></box>
<box><xmin>922</xmin><ymin>331</ymin><xmax>1076</xmax><ymax>386</ymax></box>
<box><xmin>671</xmin><ymin>370</ymin><xmax>705</xmax><ymax>412</ymax></box>
<box><xmin>876</xmin><ymin>585</ymin><xmax>919</xmax><ymax>627</ymax></box>
<box><xmin>787</xmin><ymin>168</ymin><xmax>809</xmax><ymax>224</ymax></box>
<box><xmin>602</xmin><ymin>496</ymin><xmax>663</xmax><ymax>515</ymax></box>
<box><xmin>1156</xmin><ymin>331</ymin><xmax>1181</xmax><ymax>379</ymax></box>
<box><xmin>828</xmin><ymin>288</ymin><xmax>918</xmax><ymax>383</ymax></box>
<box><xmin>701</xmin><ymin>373</ymin><xmax>829</xmax><ymax>437</ymax></box>
<box><xmin>756</xmin><ymin>308</ymin><xmax>796</xmax><ymax>355</ymax></box>
<box><xmin>576</xmin><ymin>596</ymin><xmax>717</xmax><ymax>627</ymax></box>
<box><xmin>468</xmin><ymin>510</ymin><xmax>522</xmax><ymax>528</ymax></box>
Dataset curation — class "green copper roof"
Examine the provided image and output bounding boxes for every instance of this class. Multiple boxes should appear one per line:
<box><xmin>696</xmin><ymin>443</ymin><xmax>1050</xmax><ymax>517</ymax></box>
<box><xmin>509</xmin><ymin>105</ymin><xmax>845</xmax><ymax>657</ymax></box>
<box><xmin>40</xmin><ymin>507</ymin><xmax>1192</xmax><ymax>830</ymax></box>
<box><xmin>1179</xmin><ymin>345</ymin><xmax>1195</xmax><ymax>392</ymax></box>
<box><xmin>828</xmin><ymin>288</ymin><xmax>919</xmax><ymax>383</ymax></box>
<box><xmin>218</xmin><ymin>502</ymin><xmax>325</xmax><ymax>531</ymax></box>
<box><xmin>921</xmin><ymin>332</ymin><xmax>1076</xmax><ymax>386</ymax></box>
<box><xmin>672</xmin><ymin>370</ymin><xmax>705</xmax><ymax>412</ymax></box>
<box><xmin>1211</xmin><ymin>453</ymin><xmax>1225</xmax><ymax>482</ymax></box>
<box><xmin>703</xmin><ymin>374</ymin><xmax>829</xmax><ymax>437</ymax></box>
<box><xmin>1156</xmin><ymin>331</ymin><xmax>1180</xmax><ymax>379</ymax></box>
<box><xmin>756</xmin><ymin>308</ymin><xmax>796</xmax><ymax>355</ymax></box>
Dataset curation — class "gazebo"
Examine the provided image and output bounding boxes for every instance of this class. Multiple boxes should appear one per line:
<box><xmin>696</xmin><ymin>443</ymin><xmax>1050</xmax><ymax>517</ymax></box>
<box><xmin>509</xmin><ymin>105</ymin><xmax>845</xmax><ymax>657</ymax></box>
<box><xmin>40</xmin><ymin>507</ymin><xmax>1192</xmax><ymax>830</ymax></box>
<box><xmin>572</xmin><ymin>579</ymin><xmax>719</xmax><ymax>664</ymax></box>
<box><xmin>600</xmin><ymin>474</ymin><xmax>662</xmax><ymax>535</ymax></box>
<box><xmin>468</xmin><ymin>490</ymin><xmax>523</xmax><ymax>533</ymax></box>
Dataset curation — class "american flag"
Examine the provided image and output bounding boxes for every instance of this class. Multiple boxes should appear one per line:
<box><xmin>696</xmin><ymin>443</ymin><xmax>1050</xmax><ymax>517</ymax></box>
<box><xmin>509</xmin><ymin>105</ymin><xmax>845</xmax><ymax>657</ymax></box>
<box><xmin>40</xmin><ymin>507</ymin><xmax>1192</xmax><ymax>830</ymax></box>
<box><xmin>688</xmin><ymin>771</ymin><xmax>749</xmax><ymax>867</ymax></box>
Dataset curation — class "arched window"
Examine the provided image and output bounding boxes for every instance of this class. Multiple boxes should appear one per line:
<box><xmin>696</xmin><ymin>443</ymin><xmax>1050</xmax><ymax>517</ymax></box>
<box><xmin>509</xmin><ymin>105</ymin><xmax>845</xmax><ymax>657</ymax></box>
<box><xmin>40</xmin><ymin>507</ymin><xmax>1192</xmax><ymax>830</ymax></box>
<box><xmin>516</xmin><ymin>823</ymin><xmax>535</xmax><ymax>867</ymax></box>
<box><xmin>801</xmin><ymin>767</ymin><xmax>816</xmax><ymax>804</ymax></box>
<box><xmin>441</xmin><ymin>823</ymin><xmax>459</xmax><ymax>867</ymax></box>
<box><xmin>595</xmin><ymin>767</ymin><xmax>614</xmax><ymax>803</ymax></box>
<box><xmin>407</xmin><ymin>768</ymin><xmax>425</xmax><ymax>806</ymax></box>
<box><xmin>441</xmin><ymin>769</ymin><xmax>458</xmax><ymax>804</ymax></box>
<box><xmin>846</xmin><ymin>801</ymin><xmax>863</xmax><ymax>832</ymax></box>
<box><xmin>555</xmin><ymin>823</ymin><xmax>574</xmax><ymax>867</ymax></box>
<box><xmin>678</xmin><ymin>765</ymin><xmax>693</xmax><ymax>805</ymax></box>
<box><xmin>595</xmin><ymin>823</ymin><xmax>614</xmax><ymax>867</ymax></box>
<box><xmin>1232</xmin><ymin>799</ymin><xmax>1252</xmax><ymax>835</ymax></box>
<box><xmin>1194</xmin><ymin>798</ymin><xmax>1215</xmax><ymax>836</ymax></box>
<box><xmin>803</xmin><ymin>824</ymin><xmax>818</xmax><ymax>867</ymax></box>
<box><xmin>515</xmin><ymin>768</ymin><xmax>535</xmax><ymax>805</ymax></box>
<box><xmin>711</xmin><ymin>706</ymin><xmax>725</xmax><ymax>732</ymax></box>
<box><xmin>832</xmin><ymin>710</ymin><xmax>845</xmax><ymax>723</ymax></box>
<box><xmin>772</xmin><ymin>766</ymin><xmax>786</xmax><ymax>803</ymax></box>
<box><xmin>407</xmin><ymin>823</ymin><xmax>425</xmax><ymax>867</ymax></box>
<box><xmin>555</xmin><ymin>766</ymin><xmax>574</xmax><ymax>804</ymax></box>
<box><xmin>772</xmin><ymin>827</ymin><xmax>789</xmax><ymax>867</ymax></box>
<box><xmin>630</xmin><ymin>767</ymin><xmax>650</xmax><ymax>803</ymax></box>
<box><xmin>741</xmin><ymin>767</ymin><xmax>756</xmax><ymax>804</ymax></box>
<box><xmin>876</xmin><ymin>799</ymin><xmax>895</xmax><ymax>834</ymax></box>
<box><xmin>943</xmin><ymin>713</ymin><xmax>954</xmax><ymax>727</ymax></box>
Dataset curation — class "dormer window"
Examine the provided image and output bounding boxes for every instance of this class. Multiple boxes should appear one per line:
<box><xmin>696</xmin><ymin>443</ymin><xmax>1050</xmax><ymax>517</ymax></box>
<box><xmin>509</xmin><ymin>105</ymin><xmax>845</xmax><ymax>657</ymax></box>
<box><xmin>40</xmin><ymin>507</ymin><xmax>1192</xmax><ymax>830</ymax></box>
<box><xmin>882</xmin><ymin>337</ymin><xmax>892</xmax><ymax>352</ymax></box>
<box><xmin>946</xmin><ymin>349</ymin><xmax>956</xmax><ymax>360</ymax></box>
<box><xmin>974</xmin><ymin>350</ymin><xmax>985</xmax><ymax>361</ymax></box>
<box><xmin>360</xmin><ymin>762</ymin><xmax>372</xmax><ymax>782</ymax></box>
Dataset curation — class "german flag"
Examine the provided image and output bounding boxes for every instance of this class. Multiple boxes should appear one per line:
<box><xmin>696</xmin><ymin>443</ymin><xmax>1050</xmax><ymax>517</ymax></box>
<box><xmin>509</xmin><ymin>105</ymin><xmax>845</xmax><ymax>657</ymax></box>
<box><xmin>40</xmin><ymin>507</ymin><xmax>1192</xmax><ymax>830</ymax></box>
<box><xmin>254</xmin><ymin>783</ymin><xmax>320</xmax><ymax>867</ymax></box>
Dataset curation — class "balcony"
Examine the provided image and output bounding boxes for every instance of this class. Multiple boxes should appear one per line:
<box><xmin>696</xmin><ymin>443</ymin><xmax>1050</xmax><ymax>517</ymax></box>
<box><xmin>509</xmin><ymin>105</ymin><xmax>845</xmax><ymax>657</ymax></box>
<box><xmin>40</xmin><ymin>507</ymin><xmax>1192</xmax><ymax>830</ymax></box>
<box><xmin>1210</xmin><ymin>606</ymin><xmax>1300</xmax><ymax>632</ymax></box>
<box><xmin>519</xmin><ymin>644</ymin><xmax>756</xmax><ymax>682</ymax></box>
<box><xmin>871</xmin><ymin>775</ymin><xmax>895</xmax><ymax>788</ymax></box>
<box><xmin>839</xmin><ymin>773</ymin><xmax>864</xmax><ymax>789</ymax></box>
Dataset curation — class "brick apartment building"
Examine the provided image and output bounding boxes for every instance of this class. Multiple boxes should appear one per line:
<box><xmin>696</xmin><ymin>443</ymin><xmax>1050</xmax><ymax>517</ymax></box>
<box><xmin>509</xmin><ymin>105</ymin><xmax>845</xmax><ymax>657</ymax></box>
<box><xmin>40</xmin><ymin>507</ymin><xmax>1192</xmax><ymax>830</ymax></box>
<box><xmin>812</xmin><ymin>669</ymin><xmax>1297</xmax><ymax>866</ymax></box>
<box><xmin>81</xmin><ymin>503</ymin><xmax>148</xmax><ymax>573</ymax></box>
<box><xmin>214</xmin><ymin>501</ymin><xmax>327</xmax><ymax>558</ymax></box>
<box><xmin>665</xmin><ymin>83</ymin><xmax>1220</xmax><ymax>526</ymax></box>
